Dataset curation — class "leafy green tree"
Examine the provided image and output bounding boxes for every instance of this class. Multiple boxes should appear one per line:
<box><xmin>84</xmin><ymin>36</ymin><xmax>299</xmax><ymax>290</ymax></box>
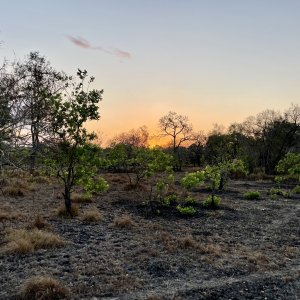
<box><xmin>50</xmin><ymin>69</ymin><xmax>106</xmax><ymax>216</ymax></box>
<box><xmin>106</xmin><ymin>144</ymin><xmax>173</xmax><ymax>187</ymax></box>
<box><xmin>181</xmin><ymin>159</ymin><xmax>247</xmax><ymax>208</ymax></box>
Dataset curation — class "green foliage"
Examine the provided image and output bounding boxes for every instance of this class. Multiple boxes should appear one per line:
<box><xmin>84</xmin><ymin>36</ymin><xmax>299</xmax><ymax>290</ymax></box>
<box><xmin>185</xmin><ymin>195</ymin><xmax>197</xmax><ymax>205</ymax></box>
<box><xmin>269</xmin><ymin>187</ymin><xmax>293</xmax><ymax>198</ymax></box>
<box><xmin>204</xmin><ymin>165</ymin><xmax>222</xmax><ymax>191</ymax></box>
<box><xmin>181</xmin><ymin>171</ymin><xmax>205</xmax><ymax>189</ymax></box>
<box><xmin>203</xmin><ymin>195</ymin><xmax>221</xmax><ymax>208</ymax></box>
<box><xmin>269</xmin><ymin>187</ymin><xmax>284</xmax><ymax>196</ymax></box>
<box><xmin>244</xmin><ymin>190</ymin><xmax>261</xmax><ymax>200</ymax></box>
<box><xmin>162</xmin><ymin>194</ymin><xmax>178</xmax><ymax>206</ymax></box>
<box><xmin>181</xmin><ymin>159</ymin><xmax>248</xmax><ymax>192</ymax></box>
<box><xmin>176</xmin><ymin>205</ymin><xmax>197</xmax><ymax>216</ymax></box>
<box><xmin>292</xmin><ymin>185</ymin><xmax>300</xmax><ymax>194</ymax></box>
<box><xmin>50</xmin><ymin>70</ymin><xmax>106</xmax><ymax>216</ymax></box>
<box><xmin>106</xmin><ymin>145</ymin><xmax>174</xmax><ymax>186</ymax></box>
<box><xmin>275</xmin><ymin>153</ymin><xmax>300</xmax><ymax>183</ymax></box>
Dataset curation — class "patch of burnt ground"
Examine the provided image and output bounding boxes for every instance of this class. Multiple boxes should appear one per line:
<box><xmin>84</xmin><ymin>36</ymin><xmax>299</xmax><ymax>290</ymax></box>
<box><xmin>0</xmin><ymin>176</ymin><xmax>299</xmax><ymax>299</ymax></box>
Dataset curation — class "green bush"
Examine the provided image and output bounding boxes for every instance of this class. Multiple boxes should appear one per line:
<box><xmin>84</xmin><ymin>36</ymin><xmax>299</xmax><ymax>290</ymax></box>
<box><xmin>203</xmin><ymin>195</ymin><xmax>221</xmax><ymax>208</ymax></box>
<box><xmin>176</xmin><ymin>205</ymin><xmax>197</xmax><ymax>216</ymax></box>
<box><xmin>244</xmin><ymin>190</ymin><xmax>261</xmax><ymax>200</ymax></box>
<box><xmin>292</xmin><ymin>185</ymin><xmax>300</xmax><ymax>194</ymax></box>
<box><xmin>269</xmin><ymin>188</ymin><xmax>291</xmax><ymax>198</ymax></box>
<box><xmin>185</xmin><ymin>196</ymin><xmax>197</xmax><ymax>205</ymax></box>
<box><xmin>162</xmin><ymin>194</ymin><xmax>178</xmax><ymax>206</ymax></box>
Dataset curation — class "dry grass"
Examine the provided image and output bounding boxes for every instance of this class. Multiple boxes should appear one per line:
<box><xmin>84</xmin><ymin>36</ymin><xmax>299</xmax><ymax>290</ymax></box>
<box><xmin>26</xmin><ymin>215</ymin><xmax>49</xmax><ymax>230</ymax></box>
<box><xmin>56</xmin><ymin>204</ymin><xmax>79</xmax><ymax>218</ymax></box>
<box><xmin>27</xmin><ymin>175</ymin><xmax>51</xmax><ymax>184</ymax></box>
<box><xmin>246</xmin><ymin>252</ymin><xmax>274</xmax><ymax>271</ymax></box>
<box><xmin>21</xmin><ymin>276</ymin><xmax>70</xmax><ymax>300</ymax></box>
<box><xmin>81</xmin><ymin>207</ymin><xmax>103</xmax><ymax>222</ymax></box>
<box><xmin>178</xmin><ymin>235</ymin><xmax>198</xmax><ymax>249</ymax></box>
<box><xmin>2</xmin><ymin>179</ymin><xmax>33</xmax><ymax>197</ymax></box>
<box><xmin>0</xmin><ymin>210</ymin><xmax>21</xmax><ymax>221</ymax></box>
<box><xmin>72</xmin><ymin>192</ymin><xmax>93</xmax><ymax>203</ymax></box>
<box><xmin>113</xmin><ymin>214</ymin><xmax>135</xmax><ymax>228</ymax></box>
<box><xmin>1</xmin><ymin>228</ymin><xmax>65</xmax><ymax>254</ymax></box>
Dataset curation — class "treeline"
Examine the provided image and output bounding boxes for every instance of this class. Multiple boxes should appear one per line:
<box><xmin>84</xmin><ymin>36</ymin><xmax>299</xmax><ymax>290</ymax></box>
<box><xmin>1</xmin><ymin>52</ymin><xmax>300</xmax><ymax>176</ymax></box>
<box><xmin>1</xmin><ymin>52</ymin><xmax>300</xmax><ymax>214</ymax></box>
<box><xmin>108</xmin><ymin>107</ymin><xmax>300</xmax><ymax>175</ymax></box>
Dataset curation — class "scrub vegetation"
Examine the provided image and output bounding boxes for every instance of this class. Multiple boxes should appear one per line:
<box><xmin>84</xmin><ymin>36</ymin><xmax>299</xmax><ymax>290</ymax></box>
<box><xmin>0</xmin><ymin>52</ymin><xmax>299</xmax><ymax>299</ymax></box>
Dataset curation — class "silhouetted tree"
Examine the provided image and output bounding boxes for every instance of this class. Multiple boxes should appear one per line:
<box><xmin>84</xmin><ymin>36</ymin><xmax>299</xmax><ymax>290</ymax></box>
<box><xmin>159</xmin><ymin>111</ymin><xmax>193</xmax><ymax>170</ymax></box>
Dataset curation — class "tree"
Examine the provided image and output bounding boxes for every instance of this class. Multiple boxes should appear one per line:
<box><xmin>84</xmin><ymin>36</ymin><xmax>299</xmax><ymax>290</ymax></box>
<box><xmin>159</xmin><ymin>111</ymin><xmax>193</xmax><ymax>170</ymax></box>
<box><xmin>9</xmin><ymin>52</ymin><xmax>67</xmax><ymax>172</ymax></box>
<box><xmin>109</xmin><ymin>126</ymin><xmax>149</xmax><ymax>148</ymax></box>
<box><xmin>50</xmin><ymin>69</ymin><xmax>106</xmax><ymax>216</ymax></box>
<box><xmin>240</xmin><ymin>105</ymin><xmax>300</xmax><ymax>174</ymax></box>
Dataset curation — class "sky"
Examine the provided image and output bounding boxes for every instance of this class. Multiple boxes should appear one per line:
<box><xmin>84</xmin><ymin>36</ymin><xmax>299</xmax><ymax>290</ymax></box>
<box><xmin>1</xmin><ymin>0</ymin><xmax>300</xmax><ymax>145</ymax></box>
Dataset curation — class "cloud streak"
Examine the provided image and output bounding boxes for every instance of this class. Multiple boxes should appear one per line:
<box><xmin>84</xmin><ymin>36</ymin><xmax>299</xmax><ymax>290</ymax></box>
<box><xmin>66</xmin><ymin>35</ymin><xmax>131</xmax><ymax>60</ymax></box>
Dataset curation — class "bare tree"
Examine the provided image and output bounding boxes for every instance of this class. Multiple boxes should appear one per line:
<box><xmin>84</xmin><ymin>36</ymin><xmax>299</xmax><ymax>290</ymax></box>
<box><xmin>159</xmin><ymin>111</ymin><xmax>193</xmax><ymax>170</ymax></box>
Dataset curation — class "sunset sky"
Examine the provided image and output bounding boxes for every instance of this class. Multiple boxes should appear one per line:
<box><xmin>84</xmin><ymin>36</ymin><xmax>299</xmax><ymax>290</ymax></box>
<box><xmin>1</xmin><ymin>1</ymin><xmax>300</xmax><ymax>145</ymax></box>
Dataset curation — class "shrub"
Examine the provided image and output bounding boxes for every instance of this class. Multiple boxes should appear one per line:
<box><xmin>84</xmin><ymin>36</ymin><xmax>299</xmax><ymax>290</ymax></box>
<box><xmin>185</xmin><ymin>195</ymin><xmax>197</xmax><ymax>205</ymax></box>
<box><xmin>203</xmin><ymin>195</ymin><xmax>221</xmax><ymax>208</ymax></box>
<box><xmin>162</xmin><ymin>194</ymin><xmax>178</xmax><ymax>206</ymax></box>
<box><xmin>292</xmin><ymin>185</ymin><xmax>300</xmax><ymax>194</ymax></box>
<box><xmin>81</xmin><ymin>208</ymin><xmax>102</xmax><ymax>222</ymax></box>
<box><xmin>269</xmin><ymin>188</ymin><xmax>292</xmax><ymax>198</ymax></box>
<box><xmin>176</xmin><ymin>205</ymin><xmax>197</xmax><ymax>216</ymax></box>
<box><xmin>181</xmin><ymin>171</ymin><xmax>205</xmax><ymax>189</ymax></box>
<box><xmin>244</xmin><ymin>190</ymin><xmax>261</xmax><ymax>200</ymax></box>
<box><xmin>21</xmin><ymin>276</ymin><xmax>70</xmax><ymax>300</ymax></box>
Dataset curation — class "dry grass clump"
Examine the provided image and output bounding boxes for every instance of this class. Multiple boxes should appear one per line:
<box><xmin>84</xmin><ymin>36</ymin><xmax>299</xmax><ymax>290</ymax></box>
<box><xmin>21</xmin><ymin>276</ymin><xmax>70</xmax><ymax>300</ymax></box>
<box><xmin>0</xmin><ymin>210</ymin><xmax>21</xmax><ymax>221</ymax></box>
<box><xmin>246</xmin><ymin>252</ymin><xmax>274</xmax><ymax>271</ymax></box>
<box><xmin>81</xmin><ymin>207</ymin><xmax>103</xmax><ymax>222</ymax></box>
<box><xmin>3</xmin><ymin>185</ymin><xmax>26</xmax><ymax>197</ymax></box>
<box><xmin>27</xmin><ymin>175</ymin><xmax>51</xmax><ymax>184</ymax></box>
<box><xmin>72</xmin><ymin>192</ymin><xmax>93</xmax><ymax>203</ymax></box>
<box><xmin>26</xmin><ymin>215</ymin><xmax>49</xmax><ymax>230</ymax></box>
<box><xmin>2</xmin><ymin>179</ymin><xmax>33</xmax><ymax>196</ymax></box>
<box><xmin>1</xmin><ymin>228</ymin><xmax>65</xmax><ymax>254</ymax></box>
<box><xmin>113</xmin><ymin>214</ymin><xmax>135</xmax><ymax>228</ymax></box>
<box><xmin>178</xmin><ymin>235</ymin><xmax>198</xmax><ymax>249</ymax></box>
<box><xmin>56</xmin><ymin>204</ymin><xmax>79</xmax><ymax>218</ymax></box>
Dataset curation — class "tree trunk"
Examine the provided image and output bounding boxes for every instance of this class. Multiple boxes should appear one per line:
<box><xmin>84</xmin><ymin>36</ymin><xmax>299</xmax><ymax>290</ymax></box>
<box><xmin>63</xmin><ymin>186</ymin><xmax>72</xmax><ymax>216</ymax></box>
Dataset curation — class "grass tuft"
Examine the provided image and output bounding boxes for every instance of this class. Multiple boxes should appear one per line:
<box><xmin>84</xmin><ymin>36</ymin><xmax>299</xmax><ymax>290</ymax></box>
<box><xmin>72</xmin><ymin>192</ymin><xmax>93</xmax><ymax>203</ymax></box>
<box><xmin>113</xmin><ymin>215</ymin><xmax>135</xmax><ymax>228</ymax></box>
<box><xmin>21</xmin><ymin>276</ymin><xmax>70</xmax><ymax>300</ymax></box>
<box><xmin>81</xmin><ymin>207</ymin><xmax>102</xmax><ymax>222</ymax></box>
<box><xmin>1</xmin><ymin>228</ymin><xmax>65</xmax><ymax>254</ymax></box>
<box><xmin>56</xmin><ymin>204</ymin><xmax>79</xmax><ymax>218</ymax></box>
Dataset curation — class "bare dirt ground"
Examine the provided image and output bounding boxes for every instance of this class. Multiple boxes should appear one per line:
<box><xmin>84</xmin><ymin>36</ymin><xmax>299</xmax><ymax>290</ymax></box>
<box><xmin>0</xmin><ymin>172</ymin><xmax>299</xmax><ymax>299</ymax></box>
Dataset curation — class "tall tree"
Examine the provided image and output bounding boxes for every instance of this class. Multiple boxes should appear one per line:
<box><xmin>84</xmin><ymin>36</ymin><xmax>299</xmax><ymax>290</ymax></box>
<box><xmin>50</xmin><ymin>69</ymin><xmax>105</xmax><ymax>216</ymax></box>
<box><xmin>11</xmin><ymin>52</ymin><xmax>67</xmax><ymax>172</ymax></box>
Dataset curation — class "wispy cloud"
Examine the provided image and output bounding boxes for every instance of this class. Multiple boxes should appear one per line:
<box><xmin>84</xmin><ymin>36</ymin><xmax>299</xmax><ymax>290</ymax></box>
<box><xmin>66</xmin><ymin>35</ymin><xmax>132</xmax><ymax>60</ymax></box>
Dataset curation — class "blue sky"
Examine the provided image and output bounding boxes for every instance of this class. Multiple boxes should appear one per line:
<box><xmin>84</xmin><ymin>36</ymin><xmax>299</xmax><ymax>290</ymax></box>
<box><xmin>1</xmin><ymin>0</ymin><xmax>300</xmax><ymax>142</ymax></box>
